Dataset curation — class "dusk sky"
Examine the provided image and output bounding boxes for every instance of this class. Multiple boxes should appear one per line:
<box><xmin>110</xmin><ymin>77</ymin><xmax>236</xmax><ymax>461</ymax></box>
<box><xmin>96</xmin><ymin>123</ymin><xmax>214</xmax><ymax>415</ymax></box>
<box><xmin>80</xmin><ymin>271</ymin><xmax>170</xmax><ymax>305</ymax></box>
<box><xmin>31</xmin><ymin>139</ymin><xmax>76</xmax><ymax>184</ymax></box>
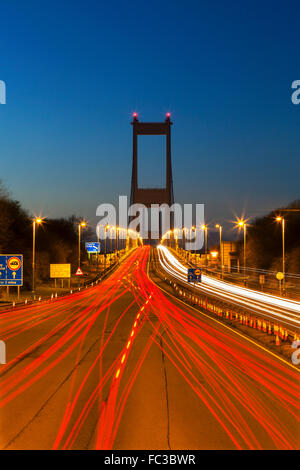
<box><xmin>1</xmin><ymin>0</ymin><xmax>300</xmax><ymax>236</ymax></box>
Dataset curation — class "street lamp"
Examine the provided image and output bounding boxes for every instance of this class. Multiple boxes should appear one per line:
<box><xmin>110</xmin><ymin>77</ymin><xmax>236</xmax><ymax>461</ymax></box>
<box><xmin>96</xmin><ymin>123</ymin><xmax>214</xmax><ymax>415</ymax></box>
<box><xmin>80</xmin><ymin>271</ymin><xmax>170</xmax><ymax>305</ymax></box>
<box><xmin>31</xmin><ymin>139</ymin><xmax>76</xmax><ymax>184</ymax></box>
<box><xmin>237</xmin><ymin>219</ymin><xmax>247</xmax><ymax>282</ymax></box>
<box><xmin>78</xmin><ymin>221</ymin><xmax>87</xmax><ymax>269</ymax></box>
<box><xmin>32</xmin><ymin>217</ymin><xmax>43</xmax><ymax>297</ymax></box>
<box><xmin>110</xmin><ymin>226</ymin><xmax>115</xmax><ymax>258</ymax></box>
<box><xmin>96</xmin><ymin>225</ymin><xmax>101</xmax><ymax>273</ymax></box>
<box><xmin>183</xmin><ymin>227</ymin><xmax>188</xmax><ymax>256</ymax></box>
<box><xmin>276</xmin><ymin>216</ymin><xmax>285</xmax><ymax>293</ymax></box>
<box><xmin>174</xmin><ymin>228</ymin><xmax>179</xmax><ymax>252</ymax></box>
<box><xmin>116</xmin><ymin>226</ymin><xmax>120</xmax><ymax>261</ymax></box>
<box><xmin>104</xmin><ymin>224</ymin><xmax>109</xmax><ymax>269</ymax></box>
<box><xmin>191</xmin><ymin>226</ymin><xmax>196</xmax><ymax>254</ymax></box>
<box><xmin>201</xmin><ymin>224</ymin><xmax>208</xmax><ymax>269</ymax></box>
<box><xmin>216</xmin><ymin>224</ymin><xmax>223</xmax><ymax>278</ymax></box>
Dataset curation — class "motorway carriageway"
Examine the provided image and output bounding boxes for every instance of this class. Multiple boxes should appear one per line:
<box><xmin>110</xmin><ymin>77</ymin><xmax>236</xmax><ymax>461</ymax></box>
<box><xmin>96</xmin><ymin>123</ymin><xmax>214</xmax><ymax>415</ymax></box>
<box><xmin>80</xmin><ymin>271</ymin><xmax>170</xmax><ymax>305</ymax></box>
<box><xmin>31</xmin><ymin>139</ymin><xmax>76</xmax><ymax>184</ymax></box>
<box><xmin>157</xmin><ymin>245</ymin><xmax>300</xmax><ymax>332</ymax></box>
<box><xmin>0</xmin><ymin>246</ymin><xmax>299</xmax><ymax>450</ymax></box>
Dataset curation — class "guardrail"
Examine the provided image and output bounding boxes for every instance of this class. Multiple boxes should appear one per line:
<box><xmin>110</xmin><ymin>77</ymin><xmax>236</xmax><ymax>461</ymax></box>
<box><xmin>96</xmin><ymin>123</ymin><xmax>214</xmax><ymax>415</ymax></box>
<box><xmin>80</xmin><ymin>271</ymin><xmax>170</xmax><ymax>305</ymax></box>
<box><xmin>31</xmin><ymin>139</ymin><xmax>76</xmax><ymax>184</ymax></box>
<box><xmin>172</xmin><ymin>249</ymin><xmax>300</xmax><ymax>300</ymax></box>
<box><xmin>151</xmin><ymin>255</ymin><xmax>300</xmax><ymax>349</ymax></box>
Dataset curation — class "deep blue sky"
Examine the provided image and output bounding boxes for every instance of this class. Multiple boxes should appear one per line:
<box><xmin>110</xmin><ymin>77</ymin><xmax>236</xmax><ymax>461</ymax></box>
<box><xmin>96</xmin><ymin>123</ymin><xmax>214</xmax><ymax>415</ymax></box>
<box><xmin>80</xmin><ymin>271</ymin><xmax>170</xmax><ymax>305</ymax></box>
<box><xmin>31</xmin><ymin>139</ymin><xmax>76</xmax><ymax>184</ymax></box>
<box><xmin>0</xmin><ymin>0</ymin><xmax>300</xmax><ymax>236</ymax></box>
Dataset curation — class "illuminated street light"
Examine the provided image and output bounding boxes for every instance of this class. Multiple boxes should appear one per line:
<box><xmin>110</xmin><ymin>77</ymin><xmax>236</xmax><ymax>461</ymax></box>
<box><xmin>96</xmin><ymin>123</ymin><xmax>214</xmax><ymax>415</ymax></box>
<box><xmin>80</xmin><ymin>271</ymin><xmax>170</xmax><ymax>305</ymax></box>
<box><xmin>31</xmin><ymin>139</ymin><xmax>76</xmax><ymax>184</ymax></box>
<box><xmin>276</xmin><ymin>216</ymin><xmax>286</xmax><ymax>293</ymax></box>
<box><xmin>32</xmin><ymin>217</ymin><xmax>43</xmax><ymax>297</ymax></box>
<box><xmin>104</xmin><ymin>224</ymin><xmax>110</xmax><ymax>268</ymax></box>
<box><xmin>78</xmin><ymin>221</ymin><xmax>87</xmax><ymax>269</ymax></box>
<box><xmin>191</xmin><ymin>226</ymin><xmax>196</xmax><ymax>254</ymax></box>
<box><xmin>236</xmin><ymin>219</ymin><xmax>247</xmax><ymax>282</ymax></box>
<box><xmin>201</xmin><ymin>225</ymin><xmax>208</xmax><ymax>270</ymax></box>
<box><xmin>116</xmin><ymin>226</ymin><xmax>121</xmax><ymax>261</ymax></box>
<box><xmin>216</xmin><ymin>224</ymin><xmax>223</xmax><ymax>278</ymax></box>
<box><xmin>110</xmin><ymin>225</ymin><xmax>115</xmax><ymax>255</ymax></box>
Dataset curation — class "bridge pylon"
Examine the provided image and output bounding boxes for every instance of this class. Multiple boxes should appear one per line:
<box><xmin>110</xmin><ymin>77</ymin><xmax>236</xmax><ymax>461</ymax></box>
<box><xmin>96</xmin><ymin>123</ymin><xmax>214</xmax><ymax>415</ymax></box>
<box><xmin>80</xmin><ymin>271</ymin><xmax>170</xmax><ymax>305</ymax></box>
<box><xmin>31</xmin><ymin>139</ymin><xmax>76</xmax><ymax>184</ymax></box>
<box><xmin>129</xmin><ymin>113</ymin><xmax>174</xmax><ymax>244</ymax></box>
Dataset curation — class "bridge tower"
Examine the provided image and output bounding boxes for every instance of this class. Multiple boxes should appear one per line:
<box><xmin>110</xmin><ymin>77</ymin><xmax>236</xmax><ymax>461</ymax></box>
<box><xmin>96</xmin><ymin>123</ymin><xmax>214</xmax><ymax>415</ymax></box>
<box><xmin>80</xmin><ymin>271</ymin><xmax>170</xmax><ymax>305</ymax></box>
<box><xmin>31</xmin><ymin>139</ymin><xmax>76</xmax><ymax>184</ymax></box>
<box><xmin>130</xmin><ymin>113</ymin><xmax>174</xmax><ymax>242</ymax></box>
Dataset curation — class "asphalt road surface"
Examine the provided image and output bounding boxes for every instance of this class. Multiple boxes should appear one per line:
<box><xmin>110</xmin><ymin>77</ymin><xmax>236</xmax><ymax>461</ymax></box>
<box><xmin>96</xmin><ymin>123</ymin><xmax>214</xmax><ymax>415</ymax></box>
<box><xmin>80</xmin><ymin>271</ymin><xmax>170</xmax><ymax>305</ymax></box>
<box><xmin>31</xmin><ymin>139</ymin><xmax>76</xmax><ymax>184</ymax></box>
<box><xmin>0</xmin><ymin>246</ymin><xmax>299</xmax><ymax>450</ymax></box>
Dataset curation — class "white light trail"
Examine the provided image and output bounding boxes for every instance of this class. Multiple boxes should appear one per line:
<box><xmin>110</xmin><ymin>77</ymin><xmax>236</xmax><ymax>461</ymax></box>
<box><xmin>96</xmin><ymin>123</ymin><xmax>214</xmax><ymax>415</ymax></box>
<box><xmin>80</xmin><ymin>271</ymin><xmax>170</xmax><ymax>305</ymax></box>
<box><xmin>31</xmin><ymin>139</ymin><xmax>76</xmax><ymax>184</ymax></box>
<box><xmin>157</xmin><ymin>245</ymin><xmax>300</xmax><ymax>330</ymax></box>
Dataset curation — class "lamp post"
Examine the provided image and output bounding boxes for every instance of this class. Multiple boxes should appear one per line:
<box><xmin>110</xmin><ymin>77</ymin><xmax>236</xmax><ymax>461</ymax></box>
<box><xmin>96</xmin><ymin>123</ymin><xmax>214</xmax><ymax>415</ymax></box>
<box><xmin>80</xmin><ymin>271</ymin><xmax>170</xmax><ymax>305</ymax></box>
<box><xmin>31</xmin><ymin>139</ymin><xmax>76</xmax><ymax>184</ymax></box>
<box><xmin>182</xmin><ymin>227</ymin><xmax>188</xmax><ymax>261</ymax></box>
<box><xmin>201</xmin><ymin>225</ymin><xmax>208</xmax><ymax>270</ymax></box>
<box><xmin>173</xmin><ymin>229</ymin><xmax>176</xmax><ymax>250</ymax></box>
<box><xmin>104</xmin><ymin>224</ymin><xmax>109</xmax><ymax>270</ymax></box>
<box><xmin>237</xmin><ymin>220</ymin><xmax>247</xmax><ymax>284</ymax></box>
<box><xmin>183</xmin><ymin>227</ymin><xmax>186</xmax><ymax>255</ymax></box>
<box><xmin>110</xmin><ymin>226</ymin><xmax>113</xmax><ymax>262</ymax></box>
<box><xmin>96</xmin><ymin>226</ymin><xmax>100</xmax><ymax>273</ymax></box>
<box><xmin>191</xmin><ymin>226</ymin><xmax>196</xmax><ymax>256</ymax></box>
<box><xmin>174</xmin><ymin>229</ymin><xmax>179</xmax><ymax>253</ymax></box>
<box><xmin>276</xmin><ymin>216</ymin><xmax>285</xmax><ymax>294</ymax></box>
<box><xmin>32</xmin><ymin>217</ymin><xmax>42</xmax><ymax>298</ymax></box>
<box><xmin>78</xmin><ymin>221</ymin><xmax>87</xmax><ymax>269</ymax></box>
<box><xmin>116</xmin><ymin>226</ymin><xmax>120</xmax><ymax>262</ymax></box>
<box><xmin>78</xmin><ymin>221</ymin><xmax>87</xmax><ymax>288</ymax></box>
<box><xmin>216</xmin><ymin>224</ymin><xmax>223</xmax><ymax>278</ymax></box>
<box><xmin>125</xmin><ymin>229</ymin><xmax>129</xmax><ymax>252</ymax></box>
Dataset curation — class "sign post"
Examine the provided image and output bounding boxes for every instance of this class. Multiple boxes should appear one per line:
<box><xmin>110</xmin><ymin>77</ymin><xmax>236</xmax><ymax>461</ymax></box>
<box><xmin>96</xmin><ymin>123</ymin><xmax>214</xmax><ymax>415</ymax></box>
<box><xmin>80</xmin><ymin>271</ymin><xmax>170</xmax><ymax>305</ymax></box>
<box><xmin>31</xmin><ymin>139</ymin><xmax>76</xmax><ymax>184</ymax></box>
<box><xmin>187</xmin><ymin>268</ymin><xmax>202</xmax><ymax>283</ymax></box>
<box><xmin>85</xmin><ymin>242</ymin><xmax>100</xmax><ymax>254</ymax></box>
<box><xmin>276</xmin><ymin>272</ymin><xmax>284</xmax><ymax>296</ymax></box>
<box><xmin>75</xmin><ymin>267</ymin><xmax>84</xmax><ymax>288</ymax></box>
<box><xmin>50</xmin><ymin>264</ymin><xmax>71</xmax><ymax>289</ymax></box>
<box><xmin>0</xmin><ymin>255</ymin><xmax>23</xmax><ymax>299</ymax></box>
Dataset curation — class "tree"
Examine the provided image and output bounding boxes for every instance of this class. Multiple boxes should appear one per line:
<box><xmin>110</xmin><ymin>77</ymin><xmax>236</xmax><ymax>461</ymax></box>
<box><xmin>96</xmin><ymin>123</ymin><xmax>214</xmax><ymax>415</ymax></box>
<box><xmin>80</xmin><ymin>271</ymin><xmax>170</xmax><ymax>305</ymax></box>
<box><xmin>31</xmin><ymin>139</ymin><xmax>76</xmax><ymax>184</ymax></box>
<box><xmin>244</xmin><ymin>200</ymin><xmax>300</xmax><ymax>273</ymax></box>
<box><xmin>0</xmin><ymin>180</ymin><xmax>86</xmax><ymax>288</ymax></box>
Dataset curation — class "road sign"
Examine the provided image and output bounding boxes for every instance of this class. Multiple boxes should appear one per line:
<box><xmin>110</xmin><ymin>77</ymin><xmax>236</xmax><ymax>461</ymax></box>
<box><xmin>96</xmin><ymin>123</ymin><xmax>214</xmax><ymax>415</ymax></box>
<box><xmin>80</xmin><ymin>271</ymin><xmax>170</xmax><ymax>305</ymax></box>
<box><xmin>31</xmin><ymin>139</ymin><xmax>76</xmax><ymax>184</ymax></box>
<box><xmin>85</xmin><ymin>242</ymin><xmax>100</xmax><ymax>253</ymax></box>
<box><xmin>187</xmin><ymin>268</ymin><xmax>202</xmax><ymax>283</ymax></box>
<box><xmin>75</xmin><ymin>267</ymin><xmax>84</xmax><ymax>276</ymax></box>
<box><xmin>50</xmin><ymin>264</ymin><xmax>71</xmax><ymax>278</ymax></box>
<box><xmin>276</xmin><ymin>272</ymin><xmax>284</xmax><ymax>281</ymax></box>
<box><xmin>0</xmin><ymin>254</ymin><xmax>23</xmax><ymax>286</ymax></box>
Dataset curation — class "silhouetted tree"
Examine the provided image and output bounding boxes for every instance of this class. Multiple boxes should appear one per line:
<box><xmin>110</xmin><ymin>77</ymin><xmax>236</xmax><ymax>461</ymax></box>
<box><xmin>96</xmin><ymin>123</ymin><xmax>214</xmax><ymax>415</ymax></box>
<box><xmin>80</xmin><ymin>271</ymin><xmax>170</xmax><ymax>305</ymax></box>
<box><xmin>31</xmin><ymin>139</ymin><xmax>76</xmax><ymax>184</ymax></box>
<box><xmin>243</xmin><ymin>200</ymin><xmax>300</xmax><ymax>273</ymax></box>
<box><xmin>0</xmin><ymin>181</ymin><xmax>86</xmax><ymax>288</ymax></box>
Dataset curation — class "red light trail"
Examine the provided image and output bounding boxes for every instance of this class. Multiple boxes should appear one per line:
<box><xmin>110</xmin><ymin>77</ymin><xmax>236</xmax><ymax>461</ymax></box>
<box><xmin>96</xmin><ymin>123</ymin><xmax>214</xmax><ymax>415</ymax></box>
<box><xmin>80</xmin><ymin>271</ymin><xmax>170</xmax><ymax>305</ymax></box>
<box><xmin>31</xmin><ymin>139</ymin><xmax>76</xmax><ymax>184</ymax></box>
<box><xmin>0</xmin><ymin>246</ymin><xmax>299</xmax><ymax>450</ymax></box>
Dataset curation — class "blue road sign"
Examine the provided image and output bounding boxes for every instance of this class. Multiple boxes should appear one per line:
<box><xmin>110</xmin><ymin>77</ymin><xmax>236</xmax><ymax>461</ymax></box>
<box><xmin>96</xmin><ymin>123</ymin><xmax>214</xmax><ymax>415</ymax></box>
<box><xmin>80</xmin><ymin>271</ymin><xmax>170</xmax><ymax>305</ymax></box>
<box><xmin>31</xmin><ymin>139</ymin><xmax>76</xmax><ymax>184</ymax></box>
<box><xmin>0</xmin><ymin>255</ymin><xmax>23</xmax><ymax>286</ymax></box>
<box><xmin>85</xmin><ymin>242</ymin><xmax>100</xmax><ymax>253</ymax></box>
<box><xmin>187</xmin><ymin>268</ymin><xmax>202</xmax><ymax>283</ymax></box>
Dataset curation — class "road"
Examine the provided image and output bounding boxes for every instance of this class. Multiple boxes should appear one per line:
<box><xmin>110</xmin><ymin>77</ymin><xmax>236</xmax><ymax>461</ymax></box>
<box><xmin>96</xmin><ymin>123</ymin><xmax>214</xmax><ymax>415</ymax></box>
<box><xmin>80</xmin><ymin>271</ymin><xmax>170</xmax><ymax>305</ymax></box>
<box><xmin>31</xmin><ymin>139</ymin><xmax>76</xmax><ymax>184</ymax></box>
<box><xmin>157</xmin><ymin>245</ymin><xmax>300</xmax><ymax>332</ymax></box>
<box><xmin>0</xmin><ymin>246</ymin><xmax>299</xmax><ymax>449</ymax></box>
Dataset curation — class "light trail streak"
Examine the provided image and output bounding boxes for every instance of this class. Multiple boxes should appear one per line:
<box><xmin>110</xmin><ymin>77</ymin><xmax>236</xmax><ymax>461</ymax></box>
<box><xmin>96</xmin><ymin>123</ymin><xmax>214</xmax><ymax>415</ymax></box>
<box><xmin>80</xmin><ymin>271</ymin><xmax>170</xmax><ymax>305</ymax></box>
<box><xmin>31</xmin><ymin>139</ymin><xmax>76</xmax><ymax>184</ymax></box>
<box><xmin>157</xmin><ymin>245</ymin><xmax>300</xmax><ymax>330</ymax></box>
<box><xmin>137</xmin><ymin>260</ymin><xmax>300</xmax><ymax>450</ymax></box>
<box><xmin>0</xmin><ymin>246</ymin><xmax>299</xmax><ymax>450</ymax></box>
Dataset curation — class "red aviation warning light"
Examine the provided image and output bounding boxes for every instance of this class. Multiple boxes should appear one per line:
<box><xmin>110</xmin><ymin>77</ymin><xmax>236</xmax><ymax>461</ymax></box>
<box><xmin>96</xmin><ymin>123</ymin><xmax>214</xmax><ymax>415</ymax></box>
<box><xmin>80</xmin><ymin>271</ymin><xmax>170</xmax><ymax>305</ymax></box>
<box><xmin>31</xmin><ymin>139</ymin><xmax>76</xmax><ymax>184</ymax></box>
<box><xmin>132</xmin><ymin>112</ymin><xmax>138</xmax><ymax>122</ymax></box>
<box><xmin>165</xmin><ymin>112</ymin><xmax>171</xmax><ymax>121</ymax></box>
